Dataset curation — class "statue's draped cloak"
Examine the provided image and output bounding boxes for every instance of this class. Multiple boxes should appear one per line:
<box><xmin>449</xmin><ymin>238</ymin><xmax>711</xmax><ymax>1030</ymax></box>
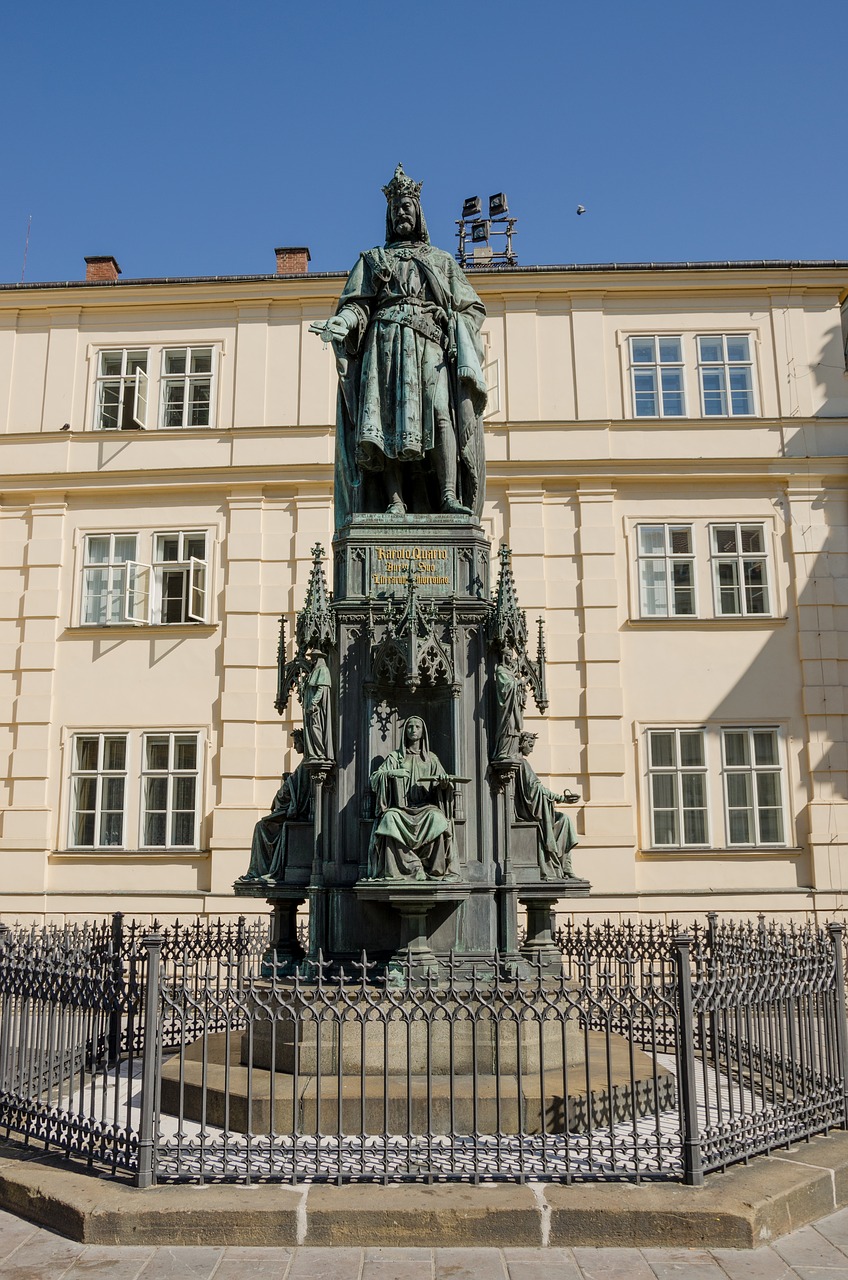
<box><xmin>368</xmin><ymin>721</ymin><xmax>455</xmax><ymax>879</ymax></box>
<box><xmin>514</xmin><ymin>758</ymin><xmax>578</xmax><ymax>880</ymax></box>
<box><xmin>333</xmin><ymin>242</ymin><xmax>487</xmax><ymax>525</ymax></box>
<box><xmin>493</xmin><ymin>661</ymin><xmax>525</xmax><ymax>760</ymax></box>
<box><xmin>240</xmin><ymin>764</ymin><xmax>311</xmax><ymax>882</ymax></box>
<box><xmin>303</xmin><ymin>660</ymin><xmax>333</xmax><ymax>761</ymax></box>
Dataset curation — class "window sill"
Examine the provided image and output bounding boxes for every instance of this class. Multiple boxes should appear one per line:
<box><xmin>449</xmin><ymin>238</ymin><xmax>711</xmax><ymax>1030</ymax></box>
<box><xmin>625</xmin><ymin>415</ymin><xmax>761</xmax><ymax>424</ymax></box>
<box><xmin>640</xmin><ymin>846</ymin><xmax>802</xmax><ymax>859</ymax></box>
<box><xmin>66</xmin><ymin>623</ymin><xmax>217</xmax><ymax>637</ymax></box>
<box><xmin>52</xmin><ymin>849</ymin><xmax>209</xmax><ymax>861</ymax></box>
<box><xmin>626</xmin><ymin>616</ymin><xmax>787</xmax><ymax>630</ymax></box>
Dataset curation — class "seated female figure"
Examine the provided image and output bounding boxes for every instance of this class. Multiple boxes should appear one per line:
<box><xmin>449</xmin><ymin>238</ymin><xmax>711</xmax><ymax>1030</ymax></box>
<box><xmin>368</xmin><ymin>716</ymin><xmax>458</xmax><ymax>881</ymax></box>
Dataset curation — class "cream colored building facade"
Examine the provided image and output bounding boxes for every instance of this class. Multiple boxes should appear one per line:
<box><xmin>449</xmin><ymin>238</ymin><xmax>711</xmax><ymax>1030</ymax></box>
<box><xmin>1</xmin><ymin>253</ymin><xmax>847</xmax><ymax>925</ymax></box>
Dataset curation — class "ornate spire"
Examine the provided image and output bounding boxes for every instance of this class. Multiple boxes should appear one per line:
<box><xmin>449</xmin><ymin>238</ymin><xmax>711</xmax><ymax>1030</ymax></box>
<box><xmin>296</xmin><ymin>543</ymin><xmax>335</xmax><ymax>654</ymax></box>
<box><xmin>382</xmin><ymin>163</ymin><xmax>422</xmax><ymax>204</ymax></box>
<box><xmin>275</xmin><ymin>544</ymin><xmax>336</xmax><ymax>715</ymax></box>
<box><xmin>489</xmin><ymin>544</ymin><xmax>548</xmax><ymax>714</ymax></box>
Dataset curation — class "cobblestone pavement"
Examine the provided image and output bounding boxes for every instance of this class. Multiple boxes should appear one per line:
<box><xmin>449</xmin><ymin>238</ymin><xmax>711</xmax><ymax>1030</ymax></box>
<box><xmin>1</xmin><ymin>1205</ymin><xmax>848</xmax><ymax>1278</ymax></box>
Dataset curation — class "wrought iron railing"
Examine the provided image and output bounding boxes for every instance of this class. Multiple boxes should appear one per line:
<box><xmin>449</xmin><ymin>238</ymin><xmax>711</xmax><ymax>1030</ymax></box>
<box><xmin>0</xmin><ymin>913</ymin><xmax>845</xmax><ymax>1188</ymax></box>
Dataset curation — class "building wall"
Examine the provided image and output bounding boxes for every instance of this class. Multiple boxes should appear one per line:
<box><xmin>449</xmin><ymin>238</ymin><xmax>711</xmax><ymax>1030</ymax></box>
<box><xmin>0</xmin><ymin>263</ymin><xmax>846</xmax><ymax>925</ymax></box>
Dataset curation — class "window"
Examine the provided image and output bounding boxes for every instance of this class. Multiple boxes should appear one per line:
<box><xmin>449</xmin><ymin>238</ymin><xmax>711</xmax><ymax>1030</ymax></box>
<box><xmin>647</xmin><ymin>729</ymin><xmax>708</xmax><ymax>846</ymax></box>
<box><xmin>66</xmin><ymin>729</ymin><xmax>202</xmax><ymax>851</ymax></box>
<box><xmin>632</xmin><ymin>520</ymin><xmax>773</xmax><ymax>620</ymax></box>
<box><xmin>644</xmin><ymin>725</ymin><xmax>788</xmax><ymax>850</ymax></box>
<box><xmin>141</xmin><ymin>733</ymin><xmax>200</xmax><ymax>848</ymax></box>
<box><xmin>93</xmin><ymin>345</ymin><xmax>217</xmax><ymax>430</ymax></box>
<box><xmin>95</xmin><ymin>350</ymin><xmax>148</xmax><ymax>430</ymax></box>
<box><xmin>69</xmin><ymin>734</ymin><xmax>128</xmax><ymax>848</ymax></box>
<box><xmin>629</xmin><ymin>336</ymin><xmax>685</xmax><ymax>417</ymax></box>
<box><xmin>160</xmin><ymin>348</ymin><xmax>214</xmax><ymax>428</ymax></box>
<box><xmin>625</xmin><ymin>333</ymin><xmax>758</xmax><ymax>420</ymax></box>
<box><xmin>697</xmin><ymin>335</ymin><xmax>755</xmax><ymax>416</ymax></box>
<box><xmin>637</xmin><ymin>525</ymin><xmax>695</xmax><ymax>617</ymax></box>
<box><xmin>710</xmin><ymin>524</ymin><xmax>769</xmax><ymax>616</ymax></box>
<box><xmin>81</xmin><ymin>534</ymin><xmax>137</xmax><ymax>624</ymax></box>
<box><xmin>80</xmin><ymin>529</ymin><xmax>210</xmax><ymax>626</ymax></box>
<box><xmin>151</xmin><ymin>532</ymin><xmax>207</xmax><ymax>623</ymax></box>
<box><xmin>722</xmin><ymin>728</ymin><xmax>784</xmax><ymax>846</ymax></box>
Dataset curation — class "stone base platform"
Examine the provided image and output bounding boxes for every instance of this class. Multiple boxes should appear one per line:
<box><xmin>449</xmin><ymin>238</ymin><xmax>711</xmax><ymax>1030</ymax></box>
<box><xmin>158</xmin><ymin>1030</ymin><xmax>675</xmax><ymax>1135</ymax></box>
<box><xmin>2</xmin><ymin>1132</ymin><xmax>848</xmax><ymax>1248</ymax></box>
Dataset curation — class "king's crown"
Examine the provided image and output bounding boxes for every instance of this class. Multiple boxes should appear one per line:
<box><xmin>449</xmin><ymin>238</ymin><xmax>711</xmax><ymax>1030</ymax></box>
<box><xmin>382</xmin><ymin>163</ymin><xmax>422</xmax><ymax>203</ymax></box>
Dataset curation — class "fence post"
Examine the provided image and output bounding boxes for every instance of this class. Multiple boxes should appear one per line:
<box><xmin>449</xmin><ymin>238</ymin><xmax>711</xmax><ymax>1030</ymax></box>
<box><xmin>827</xmin><ymin>922</ymin><xmax>848</xmax><ymax>1127</ymax></box>
<box><xmin>107</xmin><ymin>912</ymin><xmax>124</xmax><ymax>1066</ymax></box>
<box><xmin>136</xmin><ymin>931</ymin><xmax>162</xmax><ymax>1189</ymax></box>
<box><xmin>0</xmin><ymin>923</ymin><xmax>9</xmax><ymax>1092</ymax></box>
<box><xmin>236</xmin><ymin>915</ymin><xmax>246</xmax><ymax>992</ymax></box>
<box><xmin>674</xmin><ymin>932</ymin><xmax>704</xmax><ymax>1186</ymax></box>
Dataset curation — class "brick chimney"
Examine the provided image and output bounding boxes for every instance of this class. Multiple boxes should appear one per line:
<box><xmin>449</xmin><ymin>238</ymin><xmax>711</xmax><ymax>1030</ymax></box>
<box><xmin>275</xmin><ymin>246</ymin><xmax>310</xmax><ymax>275</ymax></box>
<box><xmin>84</xmin><ymin>256</ymin><xmax>122</xmax><ymax>282</ymax></box>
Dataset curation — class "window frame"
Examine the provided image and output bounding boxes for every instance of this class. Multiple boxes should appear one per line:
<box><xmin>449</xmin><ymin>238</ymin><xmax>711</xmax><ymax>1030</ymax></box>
<box><xmin>93</xmin><ymin>348</ymin><xmax>149</xmax><ymax>431</ymax></box>
<box><xmin>151</xmin><ymin>531</ymin><xmax>209</xmax><ymax>625</ymax></box>
<box><xmin>709</xmin><ymin>522</ymin><xmax>772</xmax><ymax>618</ymax></box>
<box><xmin>76</xmin><ymin>527</ymin><xmax>213</xmax><ymax>628</ymax></box>
<box><xmin>646</xmin><ymin>728</ymin><xmax>710</xmax><ymax>848</ymax></box>
<box><xmin>627</xmin><ymin>517</ymin><xmax>777</xmax><ymax>623</ymax></box>
<box><xmin>158</xmin><ymin>346</ymin><xmax>216</xmax><ymax>429</ymax></box>
<box><xmin>622</xmin><ymin>330</ymin><xmax>760</xmax><ymax>421</ymax></box>
<box><xmin>90</xmin><ymin>342</ymin><xmax>219</xmax><ymax>432</ymax></box>
<box><xmin>628</xmin><ymin>335</ymin><xmax>687</xmax><ymax>419</ymax></box>
<box><xmin>139</xmin><ymin>731</ymin><xmax>202</xmax><ymax>850</ymax></box>
<box><xmin>80</xmin><ymin>533</ymin><xmax>139</xmax><ymax>625</ymax></box>
<box><xmin>696</xmin><ymin>333</ymin><xmax>757</xmax><ymax>418</ymax></box>
<box><xmin>642</xmin><ymin>723</ymin><xmax>790</xmax><ymax>852</ymax></box>
<box><xmin>636</xmin><ymin>523</ymin><xmax>697</xmax><ymax>618</ymax></box>
<box><xmin>63</xmin><ymin>728</ymin><xmax>205</xmax><ymax>854</ymax></box>
<box><xmin>720</xmin><ymin>726</ymin><xmax>787</xmax><ymax>848</ymax></box>
<box><xmin>68</xmin><ymin>732</ymin><xmax>129</xmax><ymax>849</ymax></box>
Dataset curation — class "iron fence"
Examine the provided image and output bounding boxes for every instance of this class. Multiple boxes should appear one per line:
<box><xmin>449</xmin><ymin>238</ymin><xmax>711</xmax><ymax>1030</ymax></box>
<box><xmin>0</xmin><ymin>914</ymin><xmax>846</xmax><ymax>1188</ymax></box>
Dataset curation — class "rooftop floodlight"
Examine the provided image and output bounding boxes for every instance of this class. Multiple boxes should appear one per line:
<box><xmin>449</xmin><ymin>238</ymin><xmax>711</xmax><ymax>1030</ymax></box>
<box><xmin>462</xmin><ymin>195</ymin><xmax>482</xmax><ymax>219</ymax></box>
<box><xmin>489</xmin><ymin>192</ymin><xmax>508</xmax><ymax>217</ymax></box>
<box><xmin>470</xmin><ymin>219</ymin><xmax>490</xmax><ymax>243</ymax></box>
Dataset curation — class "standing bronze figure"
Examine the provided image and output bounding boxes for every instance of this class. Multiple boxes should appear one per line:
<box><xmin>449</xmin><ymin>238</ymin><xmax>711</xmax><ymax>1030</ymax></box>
<box><xmin>314</xmin><ymin>165</ymin><xmax>488</xmax><ymax>524</ymax></box>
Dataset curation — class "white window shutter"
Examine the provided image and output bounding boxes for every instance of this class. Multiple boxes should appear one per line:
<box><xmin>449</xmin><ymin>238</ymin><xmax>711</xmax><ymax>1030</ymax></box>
<box><xmin>133</xmin><ymin>367</ymin><xmax>149</xmax><ymax>428</ymax></box>
<box><xmin>123</xmin><ymin>562</ymin><xmax>151</xmax><ymax>624</ymax></box>
<box><xmin>483</xmin><ymin>358</ymin><xmax>500</xmax><ymax>417</ymax></box>
<box><xmin>188</xmin><ymin>557</ymin><xmax>207</xmax><ymax>622</ymax></box>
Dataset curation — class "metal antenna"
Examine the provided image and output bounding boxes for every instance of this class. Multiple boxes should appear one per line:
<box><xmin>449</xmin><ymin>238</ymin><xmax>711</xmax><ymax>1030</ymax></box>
<box><xmin>20</xmin><ymin>215</ymin><xmax>32</xmax><ymax>283</ymax></box>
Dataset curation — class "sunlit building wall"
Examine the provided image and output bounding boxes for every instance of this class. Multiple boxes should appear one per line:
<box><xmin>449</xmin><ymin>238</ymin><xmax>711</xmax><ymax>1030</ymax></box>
<box><xmin>0</xmin><ymin>255</ymin><xmax>846</xmax><ymax>924</ymax></box>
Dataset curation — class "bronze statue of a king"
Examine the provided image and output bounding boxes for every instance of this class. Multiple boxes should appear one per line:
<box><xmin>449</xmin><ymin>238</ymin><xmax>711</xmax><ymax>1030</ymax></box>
<box><xmin>315</xmin><ymin>164</ymin><xmax>488</xmax><ymax>525</ymax></box>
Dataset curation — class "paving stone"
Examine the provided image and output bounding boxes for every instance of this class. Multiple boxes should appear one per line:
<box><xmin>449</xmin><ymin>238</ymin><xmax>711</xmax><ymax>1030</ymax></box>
<box><xmin>129</xmin><ymin>1246</ymin><xmax>222</xmax><ymax>1279</ymax></box>
<box><xmin>812</xmin><ymin>1209</ymin><xmax>848</xmax><ymax>1257</ymax></box>
<box><xmin>572</xmin><ymin>1246</ymin><xmax>657</xmax><ymax>1279</ymax></box>
<box><xmin>362</xmin><ymin>1245</ymin><xmax>432</xmax><ymax>1278</ymax></box>
<box><xmin>790</xmin><ymin>1270</ymin><xmax>848</xmax><ymax>1279</ymax></box>
<box><xmin>286</xmin><ymin>1246</ymin><xmax>364</xmax><ymax>1279</ymax></box>
<box><xmin>212</xmin><ymin>1247</ymin><xmax>294</xmax><ymax>1279</ymax></box>
<box><xmin>772</xmin><ymin>1225</ymin><xmax>848</xmax><ymax>1270</ymax></box>
<box><xmin>639</xmin><ymin>1247</ymin><xmax>728</xmax><ymax>1278</ymax></box>
<box><xmin>708</xmin><ymin>1248</ymin><xmax>797</xmax><ymax>1279</ymax></box>
<box><xmin>0</xmin><ymin>1231</ymin><xmax>85</xmax><ymax>1279</ymax></box>
<box><xmin>434</xmin><ymin>1247</ymin><xmax>507</xmax><ymax>1279</ymax></box>
<box><xmin>62</xmin><ymin>1246</ymin><xmax>154</xmax><ymax>1278</ymax></box>
<box><xmin>0</xmin><ymin>1212</ymin><xmax>36</xmax><ymax>1264</ymax></box>
<box><xmin>504</xmin><ymin>1245</ymin><xmax>581</xmax><ymax>1278</ymax></box>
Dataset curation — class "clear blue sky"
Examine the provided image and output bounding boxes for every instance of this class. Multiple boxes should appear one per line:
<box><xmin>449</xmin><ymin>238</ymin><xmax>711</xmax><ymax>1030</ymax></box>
<box><xmin>2</xmin><ymin>0</ymin><xmax>845</xmax><ymax>283</ymax></box>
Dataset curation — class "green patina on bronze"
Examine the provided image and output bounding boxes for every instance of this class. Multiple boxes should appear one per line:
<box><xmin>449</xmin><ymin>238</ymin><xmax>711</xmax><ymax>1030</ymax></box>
<box><xmin>313</xmin><ymin>164</ymin><xmax>488</xmax><ymax>526</ymax></box>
